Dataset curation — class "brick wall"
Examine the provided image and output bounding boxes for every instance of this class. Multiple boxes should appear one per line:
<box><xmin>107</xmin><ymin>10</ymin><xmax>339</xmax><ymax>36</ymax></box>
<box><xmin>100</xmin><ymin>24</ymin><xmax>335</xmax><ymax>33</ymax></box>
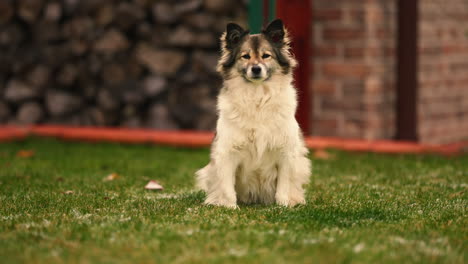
<box><xmin>418</xmin><ymin>0</ymin><xmax>468</xmax><ymax>144</ymax></box>
<box><xmin>311</xmin><ymin>0</ymin><xmax>397</xmax><ymax>140</ymax></box>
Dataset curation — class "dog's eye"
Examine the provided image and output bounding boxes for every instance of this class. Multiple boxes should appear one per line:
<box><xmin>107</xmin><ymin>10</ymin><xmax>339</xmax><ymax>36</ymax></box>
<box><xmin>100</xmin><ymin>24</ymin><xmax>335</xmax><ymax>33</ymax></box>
<box><xmin>262</xmin><ymin>54</ymin><xmax>271</xmax><ymax>59</ymax></box>
<box><xmin>241</xmin><ymin>54</ymin><xmax>251</xmax><ymax>59</ymax></box>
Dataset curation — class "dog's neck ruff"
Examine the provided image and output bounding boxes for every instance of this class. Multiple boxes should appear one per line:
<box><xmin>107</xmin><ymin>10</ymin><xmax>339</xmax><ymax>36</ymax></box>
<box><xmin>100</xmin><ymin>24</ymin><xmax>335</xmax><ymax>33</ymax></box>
<box><xmin>218</xmin><ymin>74</ymin><xmax>297</xmax><ymax>126</ymax></box>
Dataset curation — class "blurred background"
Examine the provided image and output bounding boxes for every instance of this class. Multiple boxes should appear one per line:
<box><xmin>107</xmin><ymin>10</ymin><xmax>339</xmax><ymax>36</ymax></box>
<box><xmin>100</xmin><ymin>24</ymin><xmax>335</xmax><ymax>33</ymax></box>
<box><xmin>0</xmin><ymin>0</ymin><xmax>467</xmax><ymax>145</ymax></box>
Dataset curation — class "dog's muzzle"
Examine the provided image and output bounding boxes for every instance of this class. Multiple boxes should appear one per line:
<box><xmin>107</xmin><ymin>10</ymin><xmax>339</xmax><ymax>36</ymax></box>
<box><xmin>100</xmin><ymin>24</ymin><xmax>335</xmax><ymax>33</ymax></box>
<box><xmin>247</xmin><ymin>64</ymin><xmax>267</xmax><ymax>81</ymax></box>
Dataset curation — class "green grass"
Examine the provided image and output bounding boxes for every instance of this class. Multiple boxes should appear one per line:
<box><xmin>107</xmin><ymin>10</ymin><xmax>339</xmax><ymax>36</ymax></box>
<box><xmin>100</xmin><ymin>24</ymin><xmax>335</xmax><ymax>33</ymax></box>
<box><xmin>0</xmin><ymin>137</ymin><xmax>467</xmax><ymax>264</ymax></box>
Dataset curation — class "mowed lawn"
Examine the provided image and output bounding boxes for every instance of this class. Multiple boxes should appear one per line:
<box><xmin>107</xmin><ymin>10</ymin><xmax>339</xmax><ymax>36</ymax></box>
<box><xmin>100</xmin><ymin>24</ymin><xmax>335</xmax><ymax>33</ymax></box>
<box><xmin>0</xmin><ymin>137</ymin><xmax>466</xmax><ymax>264</ymax></box>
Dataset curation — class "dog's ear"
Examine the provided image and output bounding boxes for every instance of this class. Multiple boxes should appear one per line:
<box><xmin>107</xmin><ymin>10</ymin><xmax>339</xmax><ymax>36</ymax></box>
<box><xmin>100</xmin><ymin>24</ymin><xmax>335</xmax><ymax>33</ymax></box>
<box><xmin>262</xmin><ymin>19</ymin><xmax>285</xmax><ymax>46</ymax></box>
<box><xmin>225</xmin><ymin>23</ymin><xmax>247</xmax><ymax>50</ymax></box>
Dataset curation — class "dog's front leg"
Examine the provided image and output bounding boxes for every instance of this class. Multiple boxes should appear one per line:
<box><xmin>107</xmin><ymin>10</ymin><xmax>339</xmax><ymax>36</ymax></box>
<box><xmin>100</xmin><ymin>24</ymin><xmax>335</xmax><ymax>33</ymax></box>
<box><xmin>204</xmin><ymin>152</ymin><xmax>239</xmax><ymax>208</ymax></box>
<box><xmin>275</xmin><ymin>157</ymin><xmax>292</xmax><ymax>206</ymax></box>
<box><xmin>276</xmin><ymin>154</ymin><xmax>307</xmax><ymax>207</ymax></box>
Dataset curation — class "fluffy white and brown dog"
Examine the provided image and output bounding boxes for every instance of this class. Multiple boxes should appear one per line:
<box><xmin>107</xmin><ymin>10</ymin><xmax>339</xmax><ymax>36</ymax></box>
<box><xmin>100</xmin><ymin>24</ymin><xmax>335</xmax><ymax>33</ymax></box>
<box><xmin>196</xmin><ymin>19</ymin><xmax>311</xmax><ymax>208</ymax></box>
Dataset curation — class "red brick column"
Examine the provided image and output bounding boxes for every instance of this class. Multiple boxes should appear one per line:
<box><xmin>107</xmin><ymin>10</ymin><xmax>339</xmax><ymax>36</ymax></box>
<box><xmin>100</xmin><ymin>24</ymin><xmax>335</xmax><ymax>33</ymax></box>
<box><xmin>418</xmin><ymin>0</ymin><xmax>468</xmax><ymax>144</ymax></box>
<box><xmin>311</xmin><ymin>0</ymin><xmax>397</xmax><ymax>140</ymax></box>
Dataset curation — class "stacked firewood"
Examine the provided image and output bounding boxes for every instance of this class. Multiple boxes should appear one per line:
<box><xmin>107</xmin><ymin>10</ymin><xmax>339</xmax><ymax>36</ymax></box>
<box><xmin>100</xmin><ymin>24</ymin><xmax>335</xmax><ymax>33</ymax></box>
<box><xmin>0</xmin><ymin>0</ymin><xmax>246</xmax><ymax>130</ymax></box>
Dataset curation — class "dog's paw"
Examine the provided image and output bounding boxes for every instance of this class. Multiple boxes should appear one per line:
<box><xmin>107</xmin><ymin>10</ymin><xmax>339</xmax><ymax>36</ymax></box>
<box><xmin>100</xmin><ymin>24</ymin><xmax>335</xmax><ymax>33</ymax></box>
<box><xmin>204</xmin><ymin>198</ymin><xmax>238</xmax><ymax>209</ymax></box>
<box><xmin>289</xmin><ymin>196</ymin><xmax>306</xmax><ymax>206</ymax></box>
<box><xmin>275</xmin><ymin>194</ymin><xmax>291</xmax><ymax>207</ymax></box>
<box><xmin>275</xmin><ymin>194</ymin><xmax>305</xmax><ymax>207</ymax></box>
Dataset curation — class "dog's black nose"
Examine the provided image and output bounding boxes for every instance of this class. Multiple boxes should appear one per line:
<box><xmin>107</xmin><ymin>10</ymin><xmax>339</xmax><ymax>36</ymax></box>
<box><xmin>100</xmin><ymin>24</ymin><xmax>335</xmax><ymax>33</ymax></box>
<box><xmin>251</xmin><ymin>65</ymin><xmax>261</xmax><ymax>75</ymax></box>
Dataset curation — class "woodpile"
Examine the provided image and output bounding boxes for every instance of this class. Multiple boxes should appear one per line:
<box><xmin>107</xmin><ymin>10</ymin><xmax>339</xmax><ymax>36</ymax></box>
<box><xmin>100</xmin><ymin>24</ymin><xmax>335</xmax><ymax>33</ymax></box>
<box><xmin>0</xmin><ymin>0</ymin><xmax>247</xmax><ymax>129</ymax></box>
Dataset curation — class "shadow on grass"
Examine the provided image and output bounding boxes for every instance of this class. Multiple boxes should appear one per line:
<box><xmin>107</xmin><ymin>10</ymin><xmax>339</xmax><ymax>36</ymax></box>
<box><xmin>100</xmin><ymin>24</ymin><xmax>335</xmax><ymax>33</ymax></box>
<box><xmin>263</xmin><ymin>205</ymin><xmax>406</xmax><ymax>228</ymax></box>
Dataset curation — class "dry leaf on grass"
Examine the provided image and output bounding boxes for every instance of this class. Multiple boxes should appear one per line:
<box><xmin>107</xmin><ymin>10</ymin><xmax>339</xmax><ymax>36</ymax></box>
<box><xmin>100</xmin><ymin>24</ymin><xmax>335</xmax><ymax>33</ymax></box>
<box><xmin>62</xmin><ymin>190</ymin><xmax>74</xmax><ymax>195</ymax></box>
<box><xmin>449</xmin><ymin>190</ymin><xmax>464</xmax><ymax>199</ymax></box>
<box><xmin>313</xmin><ymin>149</ymin><xmax>335</xmax><ymax>160</ymax></box>
<box><xmin>145</xmin><ymin>180</ymin><xmax>163</xmax><ymax>190</ymax></box>
<box><xmin>16</xmin><ymin>150</ymin><xmax>35</xmax><ymax>158</ymax></box>
<box><xmin>103</xmin><ymin>173</ymin><xmax>121</xmax><ymax>181</ymax></box>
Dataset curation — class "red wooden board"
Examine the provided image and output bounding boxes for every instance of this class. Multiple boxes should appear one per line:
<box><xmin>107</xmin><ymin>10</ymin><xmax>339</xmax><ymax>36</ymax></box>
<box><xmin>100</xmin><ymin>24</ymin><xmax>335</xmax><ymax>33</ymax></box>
<box><xmin>277</xmin><ymin>0</ymin><xmax>312</xmax><ymax>134</ymax></box>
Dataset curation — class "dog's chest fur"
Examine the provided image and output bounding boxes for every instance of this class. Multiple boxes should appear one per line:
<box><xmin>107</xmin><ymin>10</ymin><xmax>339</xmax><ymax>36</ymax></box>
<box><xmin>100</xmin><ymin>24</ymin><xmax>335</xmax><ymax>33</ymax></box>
<box><xmin>217</xmin><ymin>77</ymin><xmax>297</xmax><ymax>165</ymax></box>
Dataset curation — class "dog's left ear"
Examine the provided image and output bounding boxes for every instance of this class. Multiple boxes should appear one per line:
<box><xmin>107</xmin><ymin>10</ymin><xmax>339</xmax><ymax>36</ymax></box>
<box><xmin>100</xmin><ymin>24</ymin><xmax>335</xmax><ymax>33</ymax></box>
<box><xmin>262</xmin><ymin>19</ymin><xmax>285</xmax><ymax>46</ymax></box>
<box><xmin>225</xmin><ymin>23</ymin><xmax>247</xmax><ymax>50</ymax></box>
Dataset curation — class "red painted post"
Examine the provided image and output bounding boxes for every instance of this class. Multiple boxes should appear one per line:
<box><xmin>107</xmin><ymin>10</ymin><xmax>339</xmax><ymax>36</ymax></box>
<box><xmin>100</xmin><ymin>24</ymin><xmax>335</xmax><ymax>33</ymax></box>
<box><xmin>263</xmin><ymin>0</ymin><xmax>270</xmax><ymax>27</ymax></box>
<box><xmin>276</xmin><ymin>0</ymin><xmax>311</xmax><ymax>134</ymax></box>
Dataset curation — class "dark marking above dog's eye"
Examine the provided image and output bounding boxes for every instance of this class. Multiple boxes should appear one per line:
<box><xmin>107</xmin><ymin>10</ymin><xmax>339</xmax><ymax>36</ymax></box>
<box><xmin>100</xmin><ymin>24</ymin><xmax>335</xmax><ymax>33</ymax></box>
<box><xmin>242</xmin><ymin>54</ymin><xmax>250</xmax><ymax>59</ymax></box>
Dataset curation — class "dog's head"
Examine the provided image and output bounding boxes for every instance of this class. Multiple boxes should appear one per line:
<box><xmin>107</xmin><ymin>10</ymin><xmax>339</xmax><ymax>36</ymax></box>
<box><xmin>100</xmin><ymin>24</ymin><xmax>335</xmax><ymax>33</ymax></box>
<box><xmin>217</xmin><ymin>19</ymin><xmax>297</xmax><ymax>83</ymax></box>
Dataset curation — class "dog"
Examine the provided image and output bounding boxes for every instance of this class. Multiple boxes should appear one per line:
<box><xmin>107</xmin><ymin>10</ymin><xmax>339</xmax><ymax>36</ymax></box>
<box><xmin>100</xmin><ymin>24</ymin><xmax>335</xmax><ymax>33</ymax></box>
<box><xmin>196</xmin><ymin>19</ymin><xmax>311</xmax><ymax>208</ymax></box>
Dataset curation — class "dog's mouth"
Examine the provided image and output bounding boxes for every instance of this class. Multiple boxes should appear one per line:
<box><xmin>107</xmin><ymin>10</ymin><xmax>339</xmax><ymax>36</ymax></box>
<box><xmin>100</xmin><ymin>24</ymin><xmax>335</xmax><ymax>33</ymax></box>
<box><xmin>244</xmin><ymin>75</ymin><xmax>268</xmax><ymax>83</ymax></box>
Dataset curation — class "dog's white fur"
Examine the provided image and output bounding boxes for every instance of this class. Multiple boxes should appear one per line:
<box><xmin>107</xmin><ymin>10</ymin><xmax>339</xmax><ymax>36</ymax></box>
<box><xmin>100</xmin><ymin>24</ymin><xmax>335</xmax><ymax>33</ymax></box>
<box><xmin>196</xmin><ymin>21</ymin><xmax>311</xmax><ymax>208</ymax></box>
<box><xmin>196</xmin><ymin>75</ymin><xmax>311</xmax><ymax>208</ymax></box>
